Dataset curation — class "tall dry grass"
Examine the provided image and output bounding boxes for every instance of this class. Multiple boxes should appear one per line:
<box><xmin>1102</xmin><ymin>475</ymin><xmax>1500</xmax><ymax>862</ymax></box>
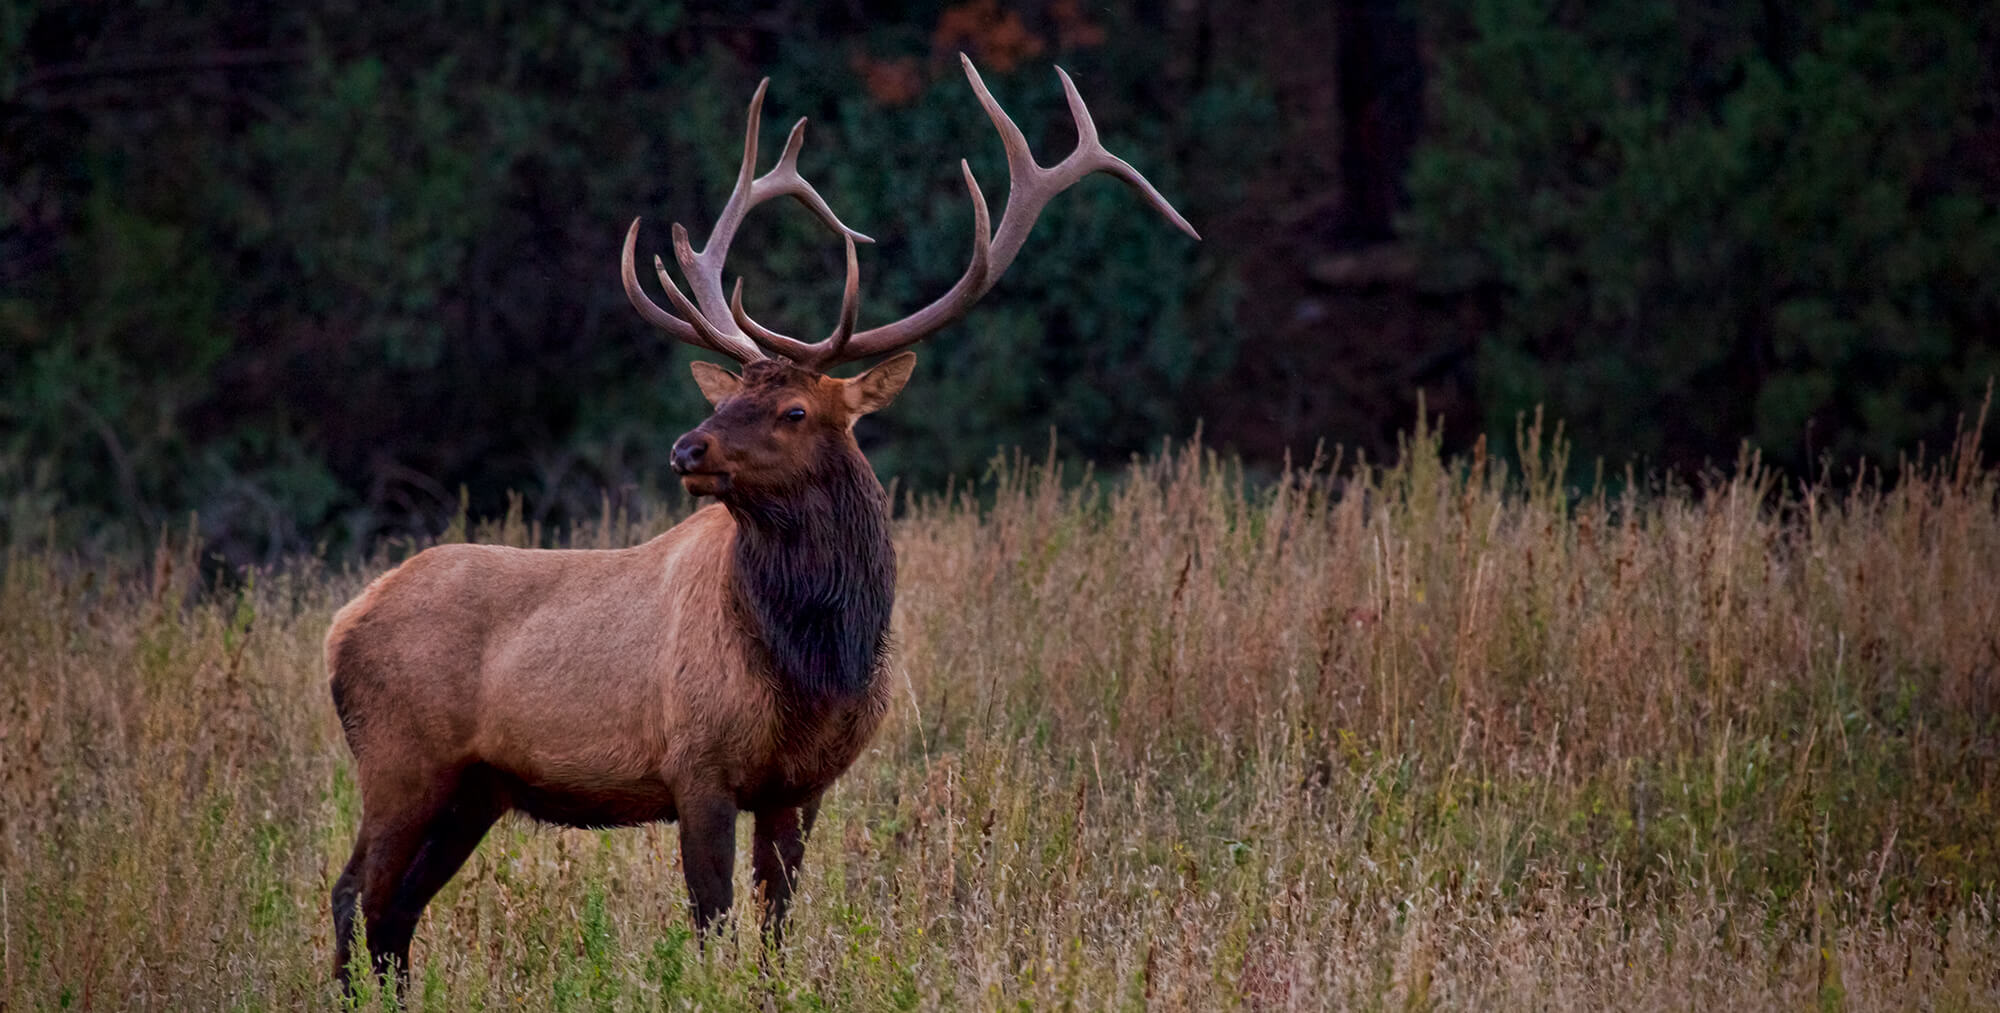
<box><xmin>2</xmin><ymin>414</ymin><xmax>1997</xmax><ymax>1010</ymax></box>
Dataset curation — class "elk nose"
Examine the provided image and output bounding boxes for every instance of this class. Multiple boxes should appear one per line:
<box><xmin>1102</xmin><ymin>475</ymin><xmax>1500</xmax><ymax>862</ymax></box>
<box><xmin>671</xmin><ymin>433</ymin><xmax>710</xmax><ymax>473</ymax></box>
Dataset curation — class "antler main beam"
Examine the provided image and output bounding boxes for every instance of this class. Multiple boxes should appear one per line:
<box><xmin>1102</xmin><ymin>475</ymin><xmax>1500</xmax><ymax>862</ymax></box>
<box><xmin>625</xmin><ymin>55</ymin><xmax>1199</xmax><ymax>370</ymax></box>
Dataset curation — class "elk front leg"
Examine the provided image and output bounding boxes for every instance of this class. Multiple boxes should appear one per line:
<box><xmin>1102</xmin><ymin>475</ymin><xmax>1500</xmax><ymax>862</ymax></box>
<box><xmin>678</xmin><ymin>795</ymin><xmax>738</xmax><ymax>939</ymax></box>
<box><xmin>751</xmin><ymin>797</ymin><xmax>819</xmax><ymax>946</ymax></box>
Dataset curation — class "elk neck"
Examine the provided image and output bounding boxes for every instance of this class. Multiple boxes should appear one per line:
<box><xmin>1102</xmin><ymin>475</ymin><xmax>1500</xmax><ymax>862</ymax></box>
<box><xmin>721</xmin><ymin>445</ymin><xmax>895</xmax><ymax>703</ymax></box>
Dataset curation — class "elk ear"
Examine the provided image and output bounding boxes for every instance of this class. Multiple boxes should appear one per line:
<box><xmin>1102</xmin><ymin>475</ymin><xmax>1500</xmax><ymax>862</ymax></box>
<box><xmin>843</xmin><ymin>351</ymin><xmax>917</xmax><ymax>417</ymax></box>
<box><xmin>689</xmin><ymin>361</ymin><xmax>743</xmax><ymax>407</ymax></box>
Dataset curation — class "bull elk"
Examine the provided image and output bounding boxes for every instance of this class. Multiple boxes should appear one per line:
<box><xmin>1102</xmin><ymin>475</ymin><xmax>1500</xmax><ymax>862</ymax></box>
<box><xmin>325</xmin><ymin>54</ymin><xmax>1196</xmax><ymax>990</ymax></box>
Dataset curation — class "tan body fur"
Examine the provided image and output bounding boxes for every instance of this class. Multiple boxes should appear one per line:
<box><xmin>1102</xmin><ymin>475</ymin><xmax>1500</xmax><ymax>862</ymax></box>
<box><xmin>326</xmin><ymin>503</ymin><xmax>886</xmax><ymax>830</ymax></box>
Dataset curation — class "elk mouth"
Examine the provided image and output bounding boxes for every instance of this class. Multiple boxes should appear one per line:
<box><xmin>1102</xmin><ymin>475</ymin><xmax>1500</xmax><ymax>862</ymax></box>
<box><xmin>676</xmin><ymin>469</ymin><xmax>731</xmax><ymax>496</ymax></box>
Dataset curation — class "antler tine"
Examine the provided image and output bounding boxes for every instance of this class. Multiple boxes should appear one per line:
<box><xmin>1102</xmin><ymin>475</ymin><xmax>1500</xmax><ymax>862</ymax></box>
<box><xmin>698</xmin><ymin>78</ymin><xmax>768</xmax><ymax>267</ymax></box>
<box><xmin>822</xmin><ymin>57</ymin><xmax>1195</xmax><ymax>366</ymax></box>
<box><xmin>730</xmin><ymin>280</ymin><xmax>819</xmax><ymax>363</ymax></box>
<box><xmin>830</xmin><ymin>160</ymin><xmax>993</xmax><ymax>364</ymax></box>
<box><xmin>1053</xmin><ymin>68</ymin><xmax>1200</xmax><ymax>241</ymax></box>
<box><xmin>729</xmin><ymin>234</ymin><xmax>863</xmax><ymax>368</ymax></box>
<box><xmin>966</xmin><ymin>54</ymin><xmax>1199</xmax><ymax>286</ymax></box>
<box><xmin>622</xmin><ymin>218</ymin><xmax>700</xmax><ymax>345</ymax></box>
<box><xmin>821</xmin><ymin>234</ymin><xmax>863</xmax><ymax>363</ymax></box>
<box><xmin>661</xmin><ymin>79</ymin><xmax>772</xmax><ymax>338</ymax></box>
<box><xmin>756</xmin><ymin>119</ymin><xmax>877</xmax><ymax>246</ymax></box>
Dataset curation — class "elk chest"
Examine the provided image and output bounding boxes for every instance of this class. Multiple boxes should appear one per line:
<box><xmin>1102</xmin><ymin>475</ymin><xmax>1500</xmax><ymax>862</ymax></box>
<box><xmin>730</xmin><ymin>671</ymin><xmax>890</xmax><ymax>811</ymax></box>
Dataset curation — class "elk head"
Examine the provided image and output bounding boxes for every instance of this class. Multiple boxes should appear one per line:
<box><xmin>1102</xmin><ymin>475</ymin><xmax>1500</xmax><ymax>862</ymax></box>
<box><xmin>624</xmin><ymin>53</ymin><xmax>1200</xmax><ymax>503</ymax></box>
<box><xmin>669</xmin><ymin>355</ymin><xmax>915</xmax><ymax>501</ymax></box>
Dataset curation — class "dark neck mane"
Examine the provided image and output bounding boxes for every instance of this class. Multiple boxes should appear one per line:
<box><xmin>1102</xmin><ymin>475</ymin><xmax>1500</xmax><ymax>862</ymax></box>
<box><xmin>723</xmin><ymin>448</ymin><xmax>895</xmax><ymax>702</ymax></box>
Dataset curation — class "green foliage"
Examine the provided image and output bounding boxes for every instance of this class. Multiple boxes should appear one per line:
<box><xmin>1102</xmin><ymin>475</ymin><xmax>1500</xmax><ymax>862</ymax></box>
<box><xmin>1407</xmin><ymin>0</ymin><xmax>2000</xmax><ymax>473</ymax></box>
<box><xmin>0</xmin><ymin>4</ymin><xmax>1261</xmax><ymax>560</ymax></box>
<box><xmin>17</xmin><ymin>0</ymin><xmax>1997</xmax><ymax>557</ymax></box>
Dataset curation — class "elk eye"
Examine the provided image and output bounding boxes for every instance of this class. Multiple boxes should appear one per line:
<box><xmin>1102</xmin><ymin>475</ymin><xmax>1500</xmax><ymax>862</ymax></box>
<box><xmin>784</xmin><ymin>407</ymin><xmax>807</xmax><ymax>422</ymax></box>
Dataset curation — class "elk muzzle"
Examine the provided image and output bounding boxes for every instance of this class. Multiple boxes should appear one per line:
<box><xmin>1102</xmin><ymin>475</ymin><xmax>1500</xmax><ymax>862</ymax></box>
<box><xmin>672</xmin><ymin>430</ymin><xmax>728</xmax><ymax>495</ymax></box>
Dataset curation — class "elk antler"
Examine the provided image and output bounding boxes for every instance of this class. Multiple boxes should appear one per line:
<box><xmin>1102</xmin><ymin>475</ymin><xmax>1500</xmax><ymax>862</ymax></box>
<box><xmin>626</xmin><ymin>55</ymin><xmax>1199</xmax><ymax>371</ymax></box>
<box><xmin>622</xmin><ymin>79</ymin><xmax>873</xmax><ymax>364</ymax></box>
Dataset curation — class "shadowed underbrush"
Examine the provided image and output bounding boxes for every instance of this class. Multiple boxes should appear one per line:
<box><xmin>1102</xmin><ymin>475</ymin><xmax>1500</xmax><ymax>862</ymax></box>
<box><xmin>3</xmin><ymin>414</ymin><xmax>1997</xmax><ymax>1009</ymax></box>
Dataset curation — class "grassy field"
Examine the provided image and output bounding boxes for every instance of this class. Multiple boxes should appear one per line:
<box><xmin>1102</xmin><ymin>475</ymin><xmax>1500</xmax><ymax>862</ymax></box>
<box><xmin>3</xmin><ymin>414</ymin><xmax>1998</xmax><ymax>1010</ymax></box>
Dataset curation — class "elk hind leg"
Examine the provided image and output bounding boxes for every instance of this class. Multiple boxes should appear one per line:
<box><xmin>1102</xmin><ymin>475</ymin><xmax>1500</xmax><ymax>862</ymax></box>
<box><xmin>356</xmin><ymin>768</ymin><xmax>506</xmax><ymax>992</ymax></box>
<box><xmin>331</xmin><ymin>835</ymin><xmax>368</xmax><ymax>987</ymax></box>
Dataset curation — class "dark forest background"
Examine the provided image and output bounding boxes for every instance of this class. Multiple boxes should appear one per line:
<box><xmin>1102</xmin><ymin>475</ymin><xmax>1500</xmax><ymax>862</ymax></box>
<box><xmin>4</xmin><ymin>1</ymin><xmax>1997</xmax><ymax>563</ymax></box>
